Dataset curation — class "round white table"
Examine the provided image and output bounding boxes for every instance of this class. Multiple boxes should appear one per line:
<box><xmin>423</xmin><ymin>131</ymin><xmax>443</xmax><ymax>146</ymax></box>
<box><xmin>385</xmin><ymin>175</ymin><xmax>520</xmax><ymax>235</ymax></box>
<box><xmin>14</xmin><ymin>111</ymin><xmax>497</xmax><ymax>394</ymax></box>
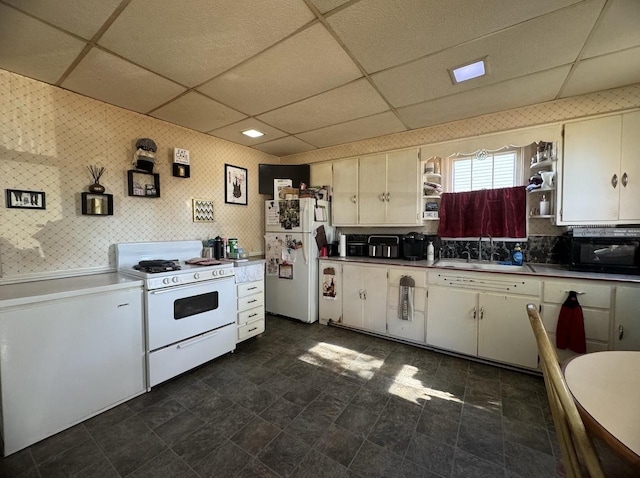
<box><xmin>563</xmin><ymin>351</ymin><xmax>640</xmax><ymax>467</ymax></box>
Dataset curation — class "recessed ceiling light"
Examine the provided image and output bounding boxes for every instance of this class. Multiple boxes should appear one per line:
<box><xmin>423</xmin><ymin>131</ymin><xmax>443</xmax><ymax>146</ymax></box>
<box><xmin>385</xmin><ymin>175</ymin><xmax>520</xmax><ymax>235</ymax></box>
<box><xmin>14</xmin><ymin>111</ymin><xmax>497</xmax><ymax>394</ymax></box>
<box><xmin>450</xmin><ymin>59</ymin><xmax>486</xmax><ymax>84</ymax></box>
<box><xmin>242</xmin><ymin>129</ymin><xmax>264</xmax><ymax>138</ymax></box>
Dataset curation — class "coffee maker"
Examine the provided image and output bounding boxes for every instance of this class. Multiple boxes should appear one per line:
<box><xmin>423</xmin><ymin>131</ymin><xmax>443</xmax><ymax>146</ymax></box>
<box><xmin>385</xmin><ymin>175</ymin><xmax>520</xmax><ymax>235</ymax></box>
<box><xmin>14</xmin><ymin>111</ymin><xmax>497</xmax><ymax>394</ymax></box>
<box><xmin>402</xmin><ymin>232</ymin><xmax>425</xmax><ymax>260</ymax></box>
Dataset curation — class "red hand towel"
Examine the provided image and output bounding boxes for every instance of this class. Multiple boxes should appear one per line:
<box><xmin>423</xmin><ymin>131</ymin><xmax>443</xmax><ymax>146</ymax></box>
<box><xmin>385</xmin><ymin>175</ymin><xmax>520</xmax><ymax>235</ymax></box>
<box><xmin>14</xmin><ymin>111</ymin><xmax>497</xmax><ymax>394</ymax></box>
<box><xmin>556</xmin><ymin>291</ymin><xmax>586</xmax><ymax>354</ymax></box>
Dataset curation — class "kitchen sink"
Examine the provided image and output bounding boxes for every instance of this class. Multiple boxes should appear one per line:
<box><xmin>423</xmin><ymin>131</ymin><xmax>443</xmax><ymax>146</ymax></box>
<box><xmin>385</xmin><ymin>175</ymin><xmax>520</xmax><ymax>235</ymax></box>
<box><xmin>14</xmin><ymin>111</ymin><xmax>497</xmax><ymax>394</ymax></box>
<box><xmin>434</xmin><ymin>259</ymin><xmax>532</xmax><ymax>273</ymax></box>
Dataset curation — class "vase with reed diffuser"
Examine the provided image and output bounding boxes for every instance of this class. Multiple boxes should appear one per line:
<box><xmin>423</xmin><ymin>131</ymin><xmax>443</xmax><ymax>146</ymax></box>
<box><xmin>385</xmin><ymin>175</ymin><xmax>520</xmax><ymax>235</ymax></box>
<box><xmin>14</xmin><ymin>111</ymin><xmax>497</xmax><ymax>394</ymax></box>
<box><xmin>88</xmin><ymin>165</ymin><xmax>106</xmax><ymax>193</ymax></box>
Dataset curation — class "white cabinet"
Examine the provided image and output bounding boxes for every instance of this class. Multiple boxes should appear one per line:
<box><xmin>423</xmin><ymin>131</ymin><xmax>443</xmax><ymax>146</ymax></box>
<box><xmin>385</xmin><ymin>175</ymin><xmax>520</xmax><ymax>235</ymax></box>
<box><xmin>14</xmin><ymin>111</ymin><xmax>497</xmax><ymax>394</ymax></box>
<box><xmin>331</xmin><ymin>149</ymin><xmax>420</xmax><ymax>226</ymax></box>
<box><xmin>426</xmin><ymin>271</ymin><xmax>541</xmax><ymax>369</ymax></box>
<box><xmin>0</xmin><ymin>285</ymin><xmax>145</xmax><ymax>456</ymax></box>
<box><xmin>359</xmin><ymin>149</ymin><xmax>420</xmax><ymax>226</ymax></box>
<box><xmin>341</xmin><ymin>263</ymin><xmax>387</xmax><ymax>333</ymax></box>
<box><xmin>541</xmin><ymin>279</ymin><xmax>612</xmax><ymax>362</ymax></box>
<box><xmin>562</xmin><ymin>111</ymin><xmax>640</xmax><ymax>224</ymax></box>
<box><xmin>235</xmin><ymin>262</ymin><xmax>265</xmax><ymax>343</ymax></box>
<box><xmin>332</xmin><ymin>158</ymin><xmax>359</xmax><ymax>225</ymax></box>
<box><xmin>613</xmin><ymin>285</ymin><xmax>640</xmax><ymax>351</ymax></box>
<box><xmin>319</xmin><ymin>260</ymin><xmax>342</xmax><ymax>325</ymax></box>
<box><xmin>387</xmin><ymin>268</ymin><xmax>427</xmax><ymax>343</ymax></box>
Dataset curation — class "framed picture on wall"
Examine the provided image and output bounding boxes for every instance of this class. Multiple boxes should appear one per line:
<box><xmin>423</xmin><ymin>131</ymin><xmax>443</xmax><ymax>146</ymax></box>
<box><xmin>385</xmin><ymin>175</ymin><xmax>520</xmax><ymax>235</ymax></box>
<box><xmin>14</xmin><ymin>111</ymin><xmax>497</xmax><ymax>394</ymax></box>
<box><xmin>225</xmin><ymin>164</ymin><xmax>247</xmax><ymax>205</ymax></box>
<box><xmin>6</xmin><ymin>189</ymin><xmax>46</xmax><ymax>210</ymax></box>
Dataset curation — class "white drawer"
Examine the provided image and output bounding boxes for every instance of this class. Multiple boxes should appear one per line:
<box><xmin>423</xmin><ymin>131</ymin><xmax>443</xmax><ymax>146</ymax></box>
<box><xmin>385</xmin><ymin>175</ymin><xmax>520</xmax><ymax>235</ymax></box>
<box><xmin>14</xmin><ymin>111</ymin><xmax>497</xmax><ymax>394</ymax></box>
<box><xmin>148</xmin><ymin>324</ymin><xmax>235</xmax><ymax>387</ymax></box>
<box><xmin>238</xmin><ymin>291</ymin><xmax>264</xmax><ymax>312</ymax></box>
<box><xmin>237</xmin><ymin>280</ymin><xmax>264</xmax><ymax>298</ymax></box>
<box><xmin>543</xmin><ymin>280</ymin><xmax>612</xmax><ymax>309</ymax></box>
<box><xmin>238</xmin><ymin>306</ymin><xmax>265</xmax><ymax>326</ymax></box>
<box><xmin>388</xmin><ymin>268</ymin><xmax>427</xmax><ymax>288</ymax></box>
<box><xmin>238</xmin><ymin>318</ymin><xmax>265</xmax><ymax>342</ymax></box>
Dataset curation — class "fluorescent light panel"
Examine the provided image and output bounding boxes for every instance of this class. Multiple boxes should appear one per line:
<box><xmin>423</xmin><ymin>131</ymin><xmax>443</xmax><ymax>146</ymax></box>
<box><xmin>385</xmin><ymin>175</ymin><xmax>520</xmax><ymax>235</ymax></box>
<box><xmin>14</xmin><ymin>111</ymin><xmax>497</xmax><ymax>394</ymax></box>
<box><xmin>242</xmin><ymin>129</ymin><xmax>264</xmax><ymax>138</ymax></box>
<box><xmin>452</xmin><ymin>60</ymin><xmax>486</xmax><ymax>83</ymax></box>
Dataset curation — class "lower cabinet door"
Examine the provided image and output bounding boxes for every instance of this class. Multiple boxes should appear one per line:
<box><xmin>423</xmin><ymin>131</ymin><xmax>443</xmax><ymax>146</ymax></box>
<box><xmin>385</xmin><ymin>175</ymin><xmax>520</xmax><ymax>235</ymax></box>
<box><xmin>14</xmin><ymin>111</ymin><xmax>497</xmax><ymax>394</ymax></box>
<box><xmin>478</xmin><ymin>294</ymin><xmax>539</xmax><ymax>369</ymax></box>
<box><xmin>426</xmin><ymin>286</ymin><xmax>477</xmax><ymax>355</ymax></box>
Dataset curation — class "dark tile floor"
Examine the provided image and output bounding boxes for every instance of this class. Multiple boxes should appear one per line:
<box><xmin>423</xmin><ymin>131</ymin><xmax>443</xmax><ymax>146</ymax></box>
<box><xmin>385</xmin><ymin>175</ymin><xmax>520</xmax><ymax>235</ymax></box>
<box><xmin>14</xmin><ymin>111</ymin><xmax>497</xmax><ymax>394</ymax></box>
<box><xmin>0</xmin><ymin>315</ymin><xmax>566</xmax><ymax>478</ymax></box>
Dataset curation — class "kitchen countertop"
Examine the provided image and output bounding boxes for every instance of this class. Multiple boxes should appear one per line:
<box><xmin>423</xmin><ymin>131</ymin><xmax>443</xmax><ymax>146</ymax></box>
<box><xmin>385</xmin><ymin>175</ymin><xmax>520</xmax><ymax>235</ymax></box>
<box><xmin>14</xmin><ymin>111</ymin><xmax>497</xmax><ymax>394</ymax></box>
<box><xmin>0</xmin><ymin>273</ymin><xmax>143</xmax><ymax>309</ymax></box>
<box><xmin>319</xmin><ymin>256</ymin><xmax>640</xmax><ymax>283</ymax></box>
<box><xmin>221</xmin><ymin>256</ymin><xmax>265</xmax><ymax>266</ymax></box>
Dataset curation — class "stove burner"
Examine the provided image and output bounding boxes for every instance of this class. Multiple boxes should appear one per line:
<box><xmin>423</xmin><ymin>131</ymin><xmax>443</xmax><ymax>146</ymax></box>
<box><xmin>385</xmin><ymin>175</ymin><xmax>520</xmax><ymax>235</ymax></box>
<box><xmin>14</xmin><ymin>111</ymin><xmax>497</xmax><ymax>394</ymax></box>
<box><xmin>134</xmin><ymin>259</ymin><xmax>181</xmax><ymax>273</ymax></box>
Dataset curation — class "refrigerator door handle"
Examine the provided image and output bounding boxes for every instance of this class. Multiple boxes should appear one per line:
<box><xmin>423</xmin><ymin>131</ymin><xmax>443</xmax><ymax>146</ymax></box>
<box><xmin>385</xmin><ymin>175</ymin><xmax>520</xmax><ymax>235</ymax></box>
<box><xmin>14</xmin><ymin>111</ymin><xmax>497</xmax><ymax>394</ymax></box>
<box><xmin>301</xmin><ymin>199</ymin><xmax>308</xmax><ymax>232</ymax></box>
<box><xmin>302</xmin><ymin>234</ymin><xmax>309</xmax><ymax>264</ymax></box>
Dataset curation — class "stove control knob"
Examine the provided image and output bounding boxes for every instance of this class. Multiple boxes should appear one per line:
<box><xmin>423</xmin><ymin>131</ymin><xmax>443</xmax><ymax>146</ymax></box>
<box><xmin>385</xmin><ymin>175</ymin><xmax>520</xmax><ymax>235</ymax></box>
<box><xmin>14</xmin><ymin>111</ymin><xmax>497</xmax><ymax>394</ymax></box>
<box><xmin>163</xmin><ymin>278</ymin><xmax>170</xmax><ymax>285</ymax></box>
<box><xmin>194</xmin><ymin>273</ymin><xmax>200</xmax><ymax>279</ymax></box>
<box><xmin>218</xmin><ymin>269</ymin><xmax>225</xmax><ymax>276</ymax></box>
<box><xmin>172</xmin><ymin>276</ymin><xmax>180</xmax><ymax>283</ymax></box>
<box><xmin>212</xmin><ymin>270</ymin><xmax>218</xmax><ymax>277</ymax></box>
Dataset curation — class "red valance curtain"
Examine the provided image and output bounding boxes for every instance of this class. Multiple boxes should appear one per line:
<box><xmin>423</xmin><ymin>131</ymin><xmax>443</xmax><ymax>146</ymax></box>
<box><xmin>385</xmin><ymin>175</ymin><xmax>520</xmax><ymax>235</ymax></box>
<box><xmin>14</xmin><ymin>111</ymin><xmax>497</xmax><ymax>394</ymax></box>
<box><xmin>437</xmin><ymin>186</ymin><xmax>527</xmax><ymax>238</ymax></box>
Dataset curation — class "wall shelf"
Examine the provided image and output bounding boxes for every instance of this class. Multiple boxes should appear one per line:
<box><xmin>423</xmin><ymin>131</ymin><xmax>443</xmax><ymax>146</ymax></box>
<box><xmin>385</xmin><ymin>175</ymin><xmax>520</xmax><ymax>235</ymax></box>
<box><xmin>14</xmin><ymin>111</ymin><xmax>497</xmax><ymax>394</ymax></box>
<box><xmin>128</xmin><ymin>170</ymin><xmax>160</xmax><ymax>197</ymax></box>
<box><xmin>81</xmin><ymin>192</ymin><xmax>113</xmax><ymax>216</ymax></box>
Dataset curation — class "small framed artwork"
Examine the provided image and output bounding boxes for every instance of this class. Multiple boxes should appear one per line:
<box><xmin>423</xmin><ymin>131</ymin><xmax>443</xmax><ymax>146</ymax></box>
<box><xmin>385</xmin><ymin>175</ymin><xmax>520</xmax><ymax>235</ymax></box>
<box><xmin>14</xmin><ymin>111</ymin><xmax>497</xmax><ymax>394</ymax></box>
<box><xmin>279</xmin><ymin>263</ymin><xmax>293</xmax><ymax>280</ymax></box>
<box><xmin>225</xmin><ymin>164</ymin><xmax>247</xmax><ymax>205</ymax></box>
<box><xmin>6</xmin><ymin>189</ymin><xmax>46</xmax><ymax>209</ymax></box>
<box><xmin>193</xmin><ymin>198</ymin><xmax>214</xmax><ymax>222</ymax></box>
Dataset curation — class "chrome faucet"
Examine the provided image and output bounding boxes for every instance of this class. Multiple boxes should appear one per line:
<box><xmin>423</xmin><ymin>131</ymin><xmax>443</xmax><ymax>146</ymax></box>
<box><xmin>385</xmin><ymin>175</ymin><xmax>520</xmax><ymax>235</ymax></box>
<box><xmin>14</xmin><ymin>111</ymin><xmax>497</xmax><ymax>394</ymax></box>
<box><xmin>462</xmin><ymin>250</ymin><xmax>471</xmax><ymax>262</ymax></box>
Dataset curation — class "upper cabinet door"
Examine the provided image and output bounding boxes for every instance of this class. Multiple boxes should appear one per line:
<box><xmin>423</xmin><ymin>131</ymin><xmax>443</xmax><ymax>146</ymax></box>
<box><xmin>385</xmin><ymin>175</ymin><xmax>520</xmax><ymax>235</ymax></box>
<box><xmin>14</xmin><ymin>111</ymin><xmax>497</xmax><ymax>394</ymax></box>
<box><xmin>332</xmin><ymin>158</ymin><xmax>359</xmax><ymax>226</ymax></box>
<box><xmin>385</xmin><ymin>149</ymin><xmax>419</xmax><ymax>225</ymax></box>
<box><xmin>619</xmin><ymin>111</ymin><xmax>640</xmax><ymax>221</ymax></box>
<box><xmin>358</xmin><ymin>154</ymin><xmax>387</xmax><ymax>225</ymax></box>
<box><xmin>562</xmin><ymin>116</ymin><xmax>621</xmax><ymax>223</ymax></box>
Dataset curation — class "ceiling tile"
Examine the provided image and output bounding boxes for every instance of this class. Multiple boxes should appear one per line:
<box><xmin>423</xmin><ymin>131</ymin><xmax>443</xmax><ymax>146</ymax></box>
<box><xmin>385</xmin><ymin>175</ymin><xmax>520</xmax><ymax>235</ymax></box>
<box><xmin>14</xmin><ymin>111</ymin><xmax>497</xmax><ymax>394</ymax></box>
<box><xmin>372</xmin><ymin>0</ymin><xmax>601</xmax><ymax>108</ymax></box>
<box><xmin>328</xmin><ymin>0</ymin><xmax>584</xmax><ymax>73</ymax></box>
<box><xmin>4</xmin><ymin>0</ymin><xmax>122</xmax><ymax>40</ymax></box>
<box><xmin>61</xmin><ymin>48</ymin><xmax>186</xmax><ymax>113</ymax></box>
<box><xmin>257</xmin><ymin>79</ymin><xmax>389</xmax><ymax>133</ymax></box>
<box><xmin>197</xmin><ymin>23</ymin><xmax>362</xmax><ymax>115</ymax></box>
<box><xmin>0</xmin><ymin>4</ymin><xmax>86</xmax><ymax>84</ymax></box>
<box><xmin>397</xmin><ymin>66</ymin><xmax>571</xmax><ymax>129</ymax></box>
<box><xmin>98</xmin><ymin>0</ymin><xmax>315</xmax><ymax>87</ymax></box>
<box><xmin>151</xmin><ymin>92</ymin><xmax>246</xmax><ymax>133</ymax></box>
<box><xmin>251</xmin><ymin>136</ymin><xmax>316</xmax><ymax>156</ymax></box>
<box><xmin>296</xmin><ymin>111</ymin><xmax>406</xmax><ymax>148</ymax></box>
<box><xmin>582</xmin><ymin>0</ymin><xmax>640</xmax><ymax>59</ymax></box>
<box><xmin>209</xmin><ymin>118</ymin><xmax>287</xmax><ymax>146</ymax></box>
<box><xmin>309</xmin><ymin>0</ymin><xmax>351</xmax><ymax>14</ymax></box>
<box><xmin>561</xmin><ymin>47</ymin><xmax>640</xmax><ymax>98</ymax></box>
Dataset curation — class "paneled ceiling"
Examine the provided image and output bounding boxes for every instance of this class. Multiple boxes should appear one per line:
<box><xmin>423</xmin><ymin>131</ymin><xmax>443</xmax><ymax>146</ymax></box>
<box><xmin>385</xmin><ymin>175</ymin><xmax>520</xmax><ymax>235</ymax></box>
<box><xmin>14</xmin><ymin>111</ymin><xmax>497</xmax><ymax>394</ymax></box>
<box><xmin>1</xmin><ymin>0</ymin><xmax>639</xmax><ymax>157</ymax></box>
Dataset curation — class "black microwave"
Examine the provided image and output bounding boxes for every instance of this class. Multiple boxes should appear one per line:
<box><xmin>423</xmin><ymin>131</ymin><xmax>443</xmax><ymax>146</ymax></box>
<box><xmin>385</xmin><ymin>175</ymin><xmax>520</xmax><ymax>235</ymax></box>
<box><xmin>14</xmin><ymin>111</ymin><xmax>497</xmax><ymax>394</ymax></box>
<box><xmin>570</xmin><ymin>228</ymin><xmax>640</xmax><ymax>275</ymax></box>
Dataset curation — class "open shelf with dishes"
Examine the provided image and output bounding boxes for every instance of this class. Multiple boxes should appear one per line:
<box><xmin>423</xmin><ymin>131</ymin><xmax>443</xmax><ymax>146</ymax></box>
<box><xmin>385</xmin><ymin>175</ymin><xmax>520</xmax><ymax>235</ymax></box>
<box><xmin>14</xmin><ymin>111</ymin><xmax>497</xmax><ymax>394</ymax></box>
<box><xmin>421</xmin><ymin>157</ymin><xmax>443</xmax><ymax>222</ymax></box>
<box><xmin>527</xmin><ymin>142</ymin><xmax>557</xmax><ymax>220</ymax></box>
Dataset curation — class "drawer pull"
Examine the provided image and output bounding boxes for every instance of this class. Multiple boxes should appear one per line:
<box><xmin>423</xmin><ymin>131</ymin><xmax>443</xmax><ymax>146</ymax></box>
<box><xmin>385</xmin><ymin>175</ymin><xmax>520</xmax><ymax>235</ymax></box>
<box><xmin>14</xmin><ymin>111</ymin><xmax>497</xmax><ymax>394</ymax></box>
<box><xmin>472</xmin><ymin>306</ymin><xmax>477</xmax><ymax>320</ymax></box>
<box><xmin>117</xmin><ymin>303</ymin><xmax>130</xmax><ymax>307</ymax></box>
<box><xmin>248</xmin><ymin>313</ymin><xmax>258</xmax><ymax>318</ymax></box>
<box><xmin>248</xmin><ymin>299</ymin><xmax>257</xmax><ymax>304</ymax></box>
<box><xmin>247</xmin><ymin>286</ymin><xmax>258</xmax><ymax>291</ymax></box>
<box><xmin>248</xmin><ymin>327</ymin><xmax>258</xmax><ymax>332</ymax></box>
<box><xmin>619</xmin><ymin>325</ymin><xmax>624</xmax><ymax>340</ymax></box>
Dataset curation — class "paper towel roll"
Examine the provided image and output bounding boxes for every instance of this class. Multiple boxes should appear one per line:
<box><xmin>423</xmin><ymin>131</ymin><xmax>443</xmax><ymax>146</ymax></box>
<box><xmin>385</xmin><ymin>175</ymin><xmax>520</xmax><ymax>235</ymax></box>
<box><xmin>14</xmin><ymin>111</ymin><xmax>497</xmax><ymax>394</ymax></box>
<box><xmin>339</xmin><ymin>234</ymin><xmax>347</xmax><ymax>257</ymax></box>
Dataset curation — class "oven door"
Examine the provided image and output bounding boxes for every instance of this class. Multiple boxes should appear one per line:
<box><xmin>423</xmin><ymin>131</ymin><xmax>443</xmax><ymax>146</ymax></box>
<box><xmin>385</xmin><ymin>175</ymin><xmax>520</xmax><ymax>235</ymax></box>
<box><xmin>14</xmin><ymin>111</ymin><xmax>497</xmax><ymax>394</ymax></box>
<box><xmin>146</xmin><ymin>277</ymin><xmax>236</xmax><ymax>350</ymax></box>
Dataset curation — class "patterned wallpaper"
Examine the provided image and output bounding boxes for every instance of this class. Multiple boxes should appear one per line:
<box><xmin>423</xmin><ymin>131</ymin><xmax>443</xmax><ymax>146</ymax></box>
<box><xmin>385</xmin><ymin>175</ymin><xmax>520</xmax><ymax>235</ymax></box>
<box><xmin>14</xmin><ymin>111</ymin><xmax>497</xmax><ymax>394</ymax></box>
<box><xmin>0</xmin><ymin>70</ymin><xmax>278</xmax><ymax>283</ymax></box>
<box><xmin>2</xmin><ymin>69</ymin><xmax>640</xmax><ymax>282</ymax></box>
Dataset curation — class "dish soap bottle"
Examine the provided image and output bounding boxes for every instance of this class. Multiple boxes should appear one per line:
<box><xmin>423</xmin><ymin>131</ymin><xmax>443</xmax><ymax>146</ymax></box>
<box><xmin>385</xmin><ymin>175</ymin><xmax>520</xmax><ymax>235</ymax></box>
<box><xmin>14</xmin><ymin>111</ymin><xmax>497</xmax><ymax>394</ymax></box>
<box><xmin>427</xmin><ymin>241</ymin><xmax>435</xmax><ymax>264</ymax></box>
<box><xmin>512</xmin><ymin>243</ymin><xmax>523</xmax><ymax>266</ymax></box>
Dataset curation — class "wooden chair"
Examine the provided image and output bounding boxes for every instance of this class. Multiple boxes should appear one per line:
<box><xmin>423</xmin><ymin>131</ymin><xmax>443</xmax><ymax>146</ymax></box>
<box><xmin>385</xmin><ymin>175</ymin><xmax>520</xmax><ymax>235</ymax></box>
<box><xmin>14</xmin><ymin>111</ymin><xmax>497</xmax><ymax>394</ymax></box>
<box><xmin>526</xmin><ymin>303</ymin><xmax>605</xmax><ymax>478</ymax></box>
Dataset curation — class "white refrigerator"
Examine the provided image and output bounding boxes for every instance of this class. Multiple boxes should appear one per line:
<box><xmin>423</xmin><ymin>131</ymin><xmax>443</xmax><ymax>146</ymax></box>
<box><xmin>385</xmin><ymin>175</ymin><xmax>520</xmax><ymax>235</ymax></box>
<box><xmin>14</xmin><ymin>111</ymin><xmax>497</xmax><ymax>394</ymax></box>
<box><xmin>265</xmin><ymin>198</ymin><xmax>332</xmax><ymax>323</ymax></box>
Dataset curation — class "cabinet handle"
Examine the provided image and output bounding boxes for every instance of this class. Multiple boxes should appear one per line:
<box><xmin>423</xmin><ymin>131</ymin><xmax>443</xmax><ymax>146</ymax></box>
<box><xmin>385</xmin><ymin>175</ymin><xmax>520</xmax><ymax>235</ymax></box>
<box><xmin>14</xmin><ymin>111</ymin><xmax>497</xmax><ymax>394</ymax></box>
<box><xmin>379</xmin><ymin>193</ymin><xmax>386</xmax><ymax>202</ymax></box>
<box><xmin>247</xmin><ymin>299</ymin><xmax>257</xmax><ymax>304</ymax></box>
<box><xmin>247</xmin><ymin>286</ymin><xmax>258</xmax><ymax>291</ymax></box>
<box><xmin>351</xmin><ymin>195</ymin><xmax>357</xmax><ymax>203</ymax></box>
<box><xmin>386</xmin><ymin>192</ymin><xmax>390</xmax><ymax>201</ymax></box>
<box><xmin>622</xmin><ymin>172</ymin><xmax>628</xmax><ymax>187</ymax></box>
<box><xmin>177</xmin><ymin>331</ymin><xmax>218</xmax><ymax>348</ymax></box>
<box><xmin>117</xmin><ymin>303</ymin><xmax>130</xmax><ymax>307</ymax></box>
<box><xmin>563</xmin><ymin>290</ymin><xmax>585</xmax><ymax>295</ymax></box>
<box><xmin>612</xmin><ymin>174</ymin><xmax>618</xmax><ymax>188</ymax></box>
<box><xmin>248</xmin><ymin>327</ymin><xmax>258</xmax><ymax>332</ymax></box>
<box><xmin>248</xmin><ymin>313</ymin><xmax>258</xmax><ymax>318</ymax></box>
<box><xmin>480</xmin><ymin>307</ymin><xmax>484</xmax><ymax>320</ymax></box>
<box><xmin>363</xmin><ymin>291</ymin><xmax>367</xmax><ymax>300</ymax></box>
<box><xmin>619</xmin><ymin>325</ymin><xmax>624</xmax><ymax>340</ymax></box>
<box><xmin>472</xmin><ymin>306</ymin><xmax>477</xmax><ymax>320</ymax></box>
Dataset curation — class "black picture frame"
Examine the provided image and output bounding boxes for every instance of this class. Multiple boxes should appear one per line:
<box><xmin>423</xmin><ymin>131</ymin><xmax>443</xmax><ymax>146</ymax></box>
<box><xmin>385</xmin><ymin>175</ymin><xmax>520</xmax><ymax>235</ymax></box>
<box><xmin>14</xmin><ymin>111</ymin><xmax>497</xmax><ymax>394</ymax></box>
<box><xmin>127</xmin><ymin>170</ymin><xmax>160</xmax><ymax>197</ymax></box>
<box><xmin>6</xmin><ymin>189</ymin><xmax>46</xmax><ymax>209</ymax></box>
<box><xmin>225</xmin><ymin>164</ymin><xmax>248</xmax><ymax>205</ymax></box>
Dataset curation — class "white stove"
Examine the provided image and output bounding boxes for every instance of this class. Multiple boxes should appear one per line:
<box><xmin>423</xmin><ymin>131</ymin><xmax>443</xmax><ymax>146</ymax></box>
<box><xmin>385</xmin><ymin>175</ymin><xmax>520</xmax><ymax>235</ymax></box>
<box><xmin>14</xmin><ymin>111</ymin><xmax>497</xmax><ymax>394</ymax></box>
<box><xmin>116</xmin><ymin>241</ymin><xmax>237</xmax><ymax>389</ymax></box>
